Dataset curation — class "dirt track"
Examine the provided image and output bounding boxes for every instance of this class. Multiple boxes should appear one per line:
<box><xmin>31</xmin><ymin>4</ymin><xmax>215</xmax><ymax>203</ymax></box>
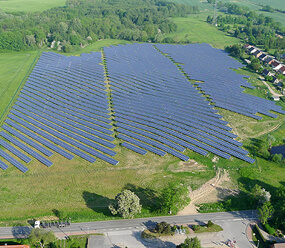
<box><xmin>178</xmin><ymin>168</ymin><xmax>238</xmax><ymax>215</ymax></box>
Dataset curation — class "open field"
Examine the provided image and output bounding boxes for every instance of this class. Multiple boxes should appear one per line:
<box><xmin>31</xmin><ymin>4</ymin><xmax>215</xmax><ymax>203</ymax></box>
<box><xmin>65</xmin><ymin>39</ymin><xmax>133</xmax><ymax>56</ymax></box>
<box><xmin>0</xmin><ymin>0</ymin><xmax>66</xmax><ymax>12</ymax></box>
<box><xmin>163</xmin><ymin>13</ymin><xmax>240</xmax><ymax>49</ymax></box>
<box><xmin>0</xmin><ymin>143</ymin><xmax>216</xmax><ymax>224</ymax></box>
<box><xmin>0</xmin><ymin>51</ymin><xmax>39</xmax><ymax>121</ymax></box>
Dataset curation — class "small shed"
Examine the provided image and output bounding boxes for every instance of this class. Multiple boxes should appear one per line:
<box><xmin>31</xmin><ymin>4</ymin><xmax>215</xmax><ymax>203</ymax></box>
<box><xmin>272</xmin><ymin>95</ymin><xmax>280</xmax><ymax>101</ymax></box>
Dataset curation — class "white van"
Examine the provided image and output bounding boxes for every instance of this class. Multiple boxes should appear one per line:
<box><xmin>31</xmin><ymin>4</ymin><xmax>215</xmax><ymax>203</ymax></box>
<box><xmin>34</xmin><ymin>220</ymin><xmax>40</xmax><ymax>228</ymax></box>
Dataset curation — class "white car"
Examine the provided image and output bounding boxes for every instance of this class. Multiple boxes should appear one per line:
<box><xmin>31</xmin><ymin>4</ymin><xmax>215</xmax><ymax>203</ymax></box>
<box><xmin>34</xmin><ymin>220</ymin><xmax>40</xmax><ymax>228</ymax></box>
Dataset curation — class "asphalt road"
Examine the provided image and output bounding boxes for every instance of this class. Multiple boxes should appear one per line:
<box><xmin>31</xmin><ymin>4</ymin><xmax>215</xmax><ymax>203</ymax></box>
<box><xmin>0</xmin><ymin>210</ymin><xmax>257</xmax><ymax>240</ymax></box>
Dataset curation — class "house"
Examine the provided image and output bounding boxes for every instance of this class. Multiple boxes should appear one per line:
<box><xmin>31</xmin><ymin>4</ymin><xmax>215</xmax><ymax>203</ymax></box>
<box><xmin>244</xmin><ymin>59</ymin><xmax>251</xmax><ymax>64</ymax></box>
<box><xmin>248</xmin><ymin>47</ymin><xmax>256</xmax><ymax>54</ymax></box>
<box><xmin>271</xmin><ymin>60</ymin><xmax>280</xmax><ymax>68</ymax></box>
<box><xmin>264</xmin><ymin>56</ymin><xmax>274</xmax><ymax>65</ymax></box>
<box><xmin>259</xmin><ymin>53</ymin><xmax>267</xmax><ymax>61</ymax></box>
<box><xmin>271</xmin><ymin>243</ymin><xmax>285</xmax><ymax>248</ymax></box>
<box><xmin>0</xmin><ymin>246</ymin><xmax>30</xmax><ymax>248</ymax></box>
<box><xmin>278</xmin><ymin>66</ymin><xmax>285</xmax><ymax>74</ymax></box>
<box><xmin>272</xmin><ymin>76</ymin><xmax>279</xmax><ymax>84</ymax></box>
<box><xmin>274</xmin><ymin>64</ymin><xmax>283</xmax><ymax>71</ymax></box>
<box><xmin>253</xmin><ymin>50</ymin><xmax>263</xmax><ymax>58</ymax></box>
<box><xmin>272</xmin><ymin>95</ymin><xmax>280</xmax><ymax>101</ymax></box>
<box><xmin>262</xmin><ymin>69</ymin><xmax>273</xmax><ymax>76</ymax></box>
<box><xmin>244</xmin><ymin>44</ymin><xmax>251</xmax><ymax>49</ymax></box>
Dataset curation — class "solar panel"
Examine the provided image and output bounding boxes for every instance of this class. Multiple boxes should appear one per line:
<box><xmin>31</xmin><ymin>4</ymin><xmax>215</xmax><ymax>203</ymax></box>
<box><xmin>121</xmin><ymin>142</ymin><xmax>147</xmax><ymax>155</ymax></box>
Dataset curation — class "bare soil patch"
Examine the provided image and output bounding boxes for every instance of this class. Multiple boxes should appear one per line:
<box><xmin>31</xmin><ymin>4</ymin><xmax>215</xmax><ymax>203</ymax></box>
<box><xmin>178</xmin><ymin>168</ymin><xmax>239</xmax><ymax>215</ymax></box>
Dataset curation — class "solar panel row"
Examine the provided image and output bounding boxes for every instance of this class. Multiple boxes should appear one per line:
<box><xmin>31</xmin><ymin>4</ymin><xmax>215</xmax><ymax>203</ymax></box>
<box><xmin>0</xmin><ymin>131</ymin><xmax>53</xmax><ymax>167</ymax></box>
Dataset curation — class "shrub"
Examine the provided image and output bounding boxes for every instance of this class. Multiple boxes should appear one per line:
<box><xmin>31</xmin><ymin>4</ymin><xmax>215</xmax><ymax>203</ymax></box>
<box><xmin>192</xmin><ymin>225</ymin><xmax>201</xmax><ymax>231</ymax></box>
<box><xmin>155</xmin><ymin>221</ymin><xmax>172</xmax><ymax>234</ymax></box>
<box><xmin>206</xmin><ymin>220</ymin><xmax>214</xmax><ymax>228</ymax></box>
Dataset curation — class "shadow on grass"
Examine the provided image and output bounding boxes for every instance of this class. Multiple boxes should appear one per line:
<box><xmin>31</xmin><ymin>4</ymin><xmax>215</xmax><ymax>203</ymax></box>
<box><xmin>82</xmin><ymin>191</ymin><xmax>113</xmax><ymax>217</ymax></box>
<box><xmin>123</xmin><ymin>183</ymin><xmax>161</xmax><ymax>212</ymax></box>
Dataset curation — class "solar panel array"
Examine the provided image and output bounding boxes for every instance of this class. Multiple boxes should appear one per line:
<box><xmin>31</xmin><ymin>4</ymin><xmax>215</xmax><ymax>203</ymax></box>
<box><xmin>2</xmin><ymin>43</ymin><xmax>284</xmax><ymax>172</ymax></box>
<box><xmin>0</xmin><ymin>51</ymin><xmax>118</xmax><ymax>172</ymax></box>
<box><xmin>104</xmin><ymin>43</ymin><xmax>255</xmax><ymax>164</ymax></box>
<box><xmin>156</xmin><ymin>43</ymin><xmax>285</xmax><ymax>119</ymax></box>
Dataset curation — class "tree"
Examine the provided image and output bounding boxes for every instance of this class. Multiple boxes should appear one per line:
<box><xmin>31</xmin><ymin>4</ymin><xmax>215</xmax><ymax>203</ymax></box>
<box><xmin>258</xmin><ymin>201</ymin><xmax>274</xmax><ymax>225</ymax></box>
<box><xmin>109</xmin><ymin>190</ymin><xmax>142</xmax><ymax>219</ymax></box>
<box><xmin>272</xmin><ymin>153</ymin><xmax>283</xmax><ymax>163</ymax></box>
<box><xmin>161</xmin><ymin>182</ymin><xmax>190</xmax><ymax>214</ymax></box>
<box><xmin>177</xmin><ymin>237</ymin><xmax>201</xmax><ymax>248</ymax></box>
<box><xmin>28</xmin><ymin>229</ymin><xmax>56</xmax><ymax>248</ymax></box>
<box><xmin>251</xmin><ymin>184</ymin><xmax>271</xmax><ymax>205</ymax></box>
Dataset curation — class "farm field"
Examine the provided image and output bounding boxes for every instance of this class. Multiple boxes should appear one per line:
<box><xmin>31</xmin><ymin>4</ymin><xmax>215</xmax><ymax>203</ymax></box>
<box><xmin>0</xmin><ymin>0</ymin><xmax>66</xmax><ymax>12</ymax></box>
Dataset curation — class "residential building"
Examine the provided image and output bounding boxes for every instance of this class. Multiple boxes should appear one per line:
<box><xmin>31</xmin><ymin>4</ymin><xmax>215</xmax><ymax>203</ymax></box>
<box><xmin>253</xmin><ymin>50</ymin><xmax>263</xmax><ymax>58</ymax></box>
<box><xmin>259</xmin><ymin>53</ymin><xmax>267</xmax><ymax>61</ymax></box>
<box><xmin>264</xmin><ymin>56</ymin><xmax>274</xmax><ymax>65</ymax></box>
<box><xmin>262</xmin><ymin>69</ymin><xmax>273</xmax><ymax>76</ymax></box>
<box><xmin>279</xmin><ymin>66</ymin><xmax>285</xmax><ymax>75</ymax></box>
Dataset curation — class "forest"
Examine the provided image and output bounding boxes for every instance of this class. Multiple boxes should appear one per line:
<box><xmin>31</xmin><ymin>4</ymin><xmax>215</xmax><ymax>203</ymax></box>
<box><xmin>0</xmin><ymin>0</ymin><xmax>199</xmax><ymax>52</ymax></box>
<box><xmin>206</xmin><ymin>2</ymin><xmax>285</xmax><ymax>52</ymax></box>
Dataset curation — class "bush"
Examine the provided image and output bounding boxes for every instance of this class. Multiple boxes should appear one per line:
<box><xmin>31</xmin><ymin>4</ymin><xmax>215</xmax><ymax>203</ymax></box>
<box><xmin>206</xmin><ymin>220</ymin><xmax>214</xmax><ymax>227</ymax></box>
<box><xmin>155</xmin><ymin>221</ymin><xmax>172</xmax><ymax>234</ymax></box>
<box><xmin>192</xmin><ymin>225</ymin><xmax>201</xmax><ymax>231</ymax></box>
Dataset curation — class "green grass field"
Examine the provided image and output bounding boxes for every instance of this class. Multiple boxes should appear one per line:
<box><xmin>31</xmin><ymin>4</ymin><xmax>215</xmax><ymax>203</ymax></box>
<box><xmin>0</xmin><ymin>0</ymin><xmax>66</xmax><ymax>12</ymax></box>
<box><xmin>0</xmin><ymin>51</ymin><xmax>39</xmax><ymax>121</ymax></box>
<box><xmin>163</xmin><ymin>13</ymin><xmax>240</xmax><ymax>49</ymax></box>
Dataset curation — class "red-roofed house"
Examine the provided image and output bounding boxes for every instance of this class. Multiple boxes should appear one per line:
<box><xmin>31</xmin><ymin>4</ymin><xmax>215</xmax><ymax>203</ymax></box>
<box><xmin>0</xmin><ymin>246</ymin><xmax>30</xmax><ymax>248</ymax></box>
<box><xmin>279</xmin><ymin>66</ymin><xmax>285</xmax><ymax>74</ymax></box>
<box><xmin>271</xmin><ymin>60</ymin><xmax>280</xmax><ymax>68</ymax></box>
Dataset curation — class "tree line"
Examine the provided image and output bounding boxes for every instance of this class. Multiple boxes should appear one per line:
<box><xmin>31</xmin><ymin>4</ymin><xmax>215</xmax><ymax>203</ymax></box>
<box><xmin>0</xmin><ymin>0</ymin><xmax>199</xmax><ymax>52</ymax></box>
<box><xmin>206</xmin><ymin>2</ymin><xmax>285</xmax><ymax>52</ymax></box>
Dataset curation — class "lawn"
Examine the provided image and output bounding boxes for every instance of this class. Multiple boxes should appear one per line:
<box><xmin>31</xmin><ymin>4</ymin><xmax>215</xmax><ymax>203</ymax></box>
<box><xmin>163</xmin><ymin>13</ymin><xmax>240</xmax><ymax>49</ymax></box>
<box><xmin>0</xmin><ymin>0</ymin><xmax>66</xmax><ymax>12</ymax></box>
<box><xmin>0</xmin><ymin>51</ymin><xmax>39</xmax><ymax>123</ymax></box>
<box><xmin>0</xmin><ymin>138</ymin><xmax>215</xmax><ymax>225</ymax></box>
<box><xmin>65</xmin><ymin>39</ymin><xmax>133</xmax><ymax>56</ymax></box>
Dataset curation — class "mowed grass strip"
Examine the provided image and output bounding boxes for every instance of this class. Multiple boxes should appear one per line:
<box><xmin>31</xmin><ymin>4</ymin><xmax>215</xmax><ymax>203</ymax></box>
<box><xmin>0</xmin><ymin>0</ymin><xmax>66</xmax><ymax>12</ymax></box>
